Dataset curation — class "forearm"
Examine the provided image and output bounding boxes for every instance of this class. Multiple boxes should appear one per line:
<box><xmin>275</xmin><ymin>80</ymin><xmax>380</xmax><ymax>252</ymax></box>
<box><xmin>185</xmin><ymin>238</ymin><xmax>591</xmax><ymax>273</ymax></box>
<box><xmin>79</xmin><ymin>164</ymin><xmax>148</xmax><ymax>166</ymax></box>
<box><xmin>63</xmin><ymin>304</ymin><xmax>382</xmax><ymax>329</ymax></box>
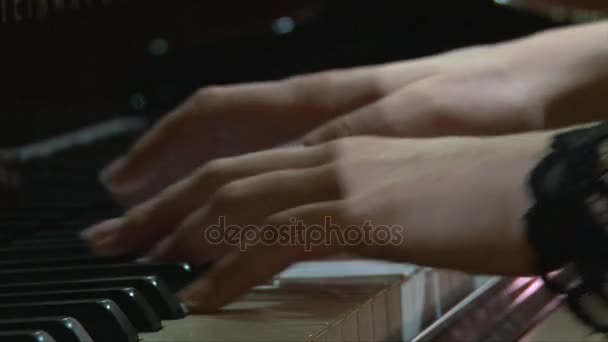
<box><xmin>496</xmin><ymin>20</ymin><xmax>608</xmax><ymax>129</ymax></box>
<box><xmin>542</xmin><ymin>21</ymin><xmax>608</xmax><ymax>129</ymax></box>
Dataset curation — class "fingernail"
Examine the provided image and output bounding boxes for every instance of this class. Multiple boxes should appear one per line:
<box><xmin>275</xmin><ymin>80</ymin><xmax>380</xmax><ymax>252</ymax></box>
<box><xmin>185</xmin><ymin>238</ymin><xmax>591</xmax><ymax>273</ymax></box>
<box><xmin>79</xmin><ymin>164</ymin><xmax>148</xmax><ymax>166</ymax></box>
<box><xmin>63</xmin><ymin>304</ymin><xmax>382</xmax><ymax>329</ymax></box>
<box><xmin>81</xmin><ymin>217</ymin><xmax>125</xmax><ymax>242</ymax></box>
<box><xmin>146</xmin><ymin>236</ymin><xmax>175</xmax><ymax>260</ymax></box>
<box><xmin>178</xmin><ymin>281</ymin><xmax>214</xmax><ymax>311</ymax></box>
<box><xmin>136</xmin><ymin>256</ymin><xmax>152</xmax><ymax>263</ymax></box>
<box><xmin>99</xmin><ymin>156</ymin><xmax>128</xmax><ymax>185</ymax></box>
<box><xmin>90</xmin><ymin>235</ymin><xmax>125</xmax><ymax>257</ymax></box>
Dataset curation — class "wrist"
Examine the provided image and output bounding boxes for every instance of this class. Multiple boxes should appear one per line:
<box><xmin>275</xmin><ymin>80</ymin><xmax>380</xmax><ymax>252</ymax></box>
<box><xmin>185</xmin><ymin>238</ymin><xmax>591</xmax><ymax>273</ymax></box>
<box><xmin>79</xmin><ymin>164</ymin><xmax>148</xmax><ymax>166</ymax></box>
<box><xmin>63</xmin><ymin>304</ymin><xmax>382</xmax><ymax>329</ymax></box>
<box><xmin>494</xmin><ymin>21</ymin><xmax>608</xmax><ymax>130</ymax></box>
<box><xmin>530</xmin><ymin>21</ymin><xmax>608</xmax><ymax>129</ymax></box>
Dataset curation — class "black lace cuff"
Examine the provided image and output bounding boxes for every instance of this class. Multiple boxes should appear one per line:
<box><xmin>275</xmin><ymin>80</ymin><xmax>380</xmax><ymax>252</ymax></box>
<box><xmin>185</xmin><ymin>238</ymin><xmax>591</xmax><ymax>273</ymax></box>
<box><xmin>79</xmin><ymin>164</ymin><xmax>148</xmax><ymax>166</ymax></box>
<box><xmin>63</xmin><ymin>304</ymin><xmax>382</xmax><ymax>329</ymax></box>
<box><xmin>526</xmin><ymin>122</ymin><xmax>608</xmax><ymax>333</ymax></box>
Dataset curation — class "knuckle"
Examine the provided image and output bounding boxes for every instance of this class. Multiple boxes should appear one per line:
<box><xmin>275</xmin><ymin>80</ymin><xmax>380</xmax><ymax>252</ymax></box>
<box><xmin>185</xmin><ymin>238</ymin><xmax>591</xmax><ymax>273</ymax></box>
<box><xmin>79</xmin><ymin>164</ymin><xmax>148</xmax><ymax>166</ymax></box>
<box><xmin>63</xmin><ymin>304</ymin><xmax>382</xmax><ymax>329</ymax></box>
<box><xmin>192</xmin><ymin>85</ymin><xmax>224</xmax><ymax>104</ymax></box>
<box><xmin>396</xmin><ymin>81</ymin><xmax>458</xmax><ymax>133</ymax></box>
<box><xmin>336</xmin><ymin>198</ymin><xmax>358</xmax><ymax>221</ymax></box>
<box><xmin>326</xmin><ymin>137</ymin><xmax>350</xmax><ymax>152</ymax></box>
<box><xmin>188</xmin><ymin>86</ymin><xmax>228</xmax><ymax>113</ymax></box>
<box><xmin>211</xmin><ymin>181</ymin><xmax>247</xmax><ymax>208</ymax></box>
<box><xmin>309</xmin><ymin>71</ymin><xmax>341</xmax><ymax>88</ymax></box>
<box><xmin>123</xmin><ymin>206</ymin><xmax>150</xmax><ymax>229</ymax></box>
<box><xmin>325</xmin><ymin>136</ymin><xmax>372</xmax><ymax>159</ymax></box>
<box><xmin>330</xmin><ymin>117</ymin><xmax>357</xmax><ymax>139</ymax></box>
<box><xmin>286</xmin><ymin>71</ymin><xmax>342</xmax><ymax>107</ymax></box>
<box><xmin>149</xmin><ymin>236</ymin><xmax>180</xmax><ymax>260</ymax></box>
<box><xmin>198</xmin><ymin>158</ymin><xmax>232</xmax><ymax>181</ymax></box>
<box><xmin>404</xmin><ymin>83</ymin><xmax>443</xmax><ymax>114</ymax></box>
<box><xmin>288</xmin><ymin>71</ymin><xmax>337</xmax><ymax>90</ymax></box>
<box><xmin>337</xmin><ymin>196</ymin><xmax>368</xmax><ymax>225</ymax></box>
<box><xmin>323</xmin><ymin>139</ymin><xmax>347</xmax><ymax>161</ymax></box>
<box><xmin>141</xmin><ymin>94</ymin><xmax>212</xmax><ymax>148</ymax></box>
<box><xmin>365</xmin><ymin>101</ymin><xmax>402</xmax><ymax>136</ymax></box>
<box><xmin>416</xmin><ymin>88</ymin><xmax>464</xmax><ymax>132</ymax></box>
<box><xmin>265</xmin><ymin>211</ymin><xmax>288</xmax><ymax>226</ymax></box>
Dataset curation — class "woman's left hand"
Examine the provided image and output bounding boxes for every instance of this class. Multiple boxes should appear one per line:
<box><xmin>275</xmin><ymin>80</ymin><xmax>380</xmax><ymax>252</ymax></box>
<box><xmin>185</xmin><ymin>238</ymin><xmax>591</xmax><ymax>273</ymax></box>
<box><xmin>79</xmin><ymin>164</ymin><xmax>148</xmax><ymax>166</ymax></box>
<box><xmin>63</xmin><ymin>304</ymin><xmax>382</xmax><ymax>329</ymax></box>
<box><xmin>83</xmin><ymin>131</ymin><xmax>552</xmax><ymax>313</ymax></box>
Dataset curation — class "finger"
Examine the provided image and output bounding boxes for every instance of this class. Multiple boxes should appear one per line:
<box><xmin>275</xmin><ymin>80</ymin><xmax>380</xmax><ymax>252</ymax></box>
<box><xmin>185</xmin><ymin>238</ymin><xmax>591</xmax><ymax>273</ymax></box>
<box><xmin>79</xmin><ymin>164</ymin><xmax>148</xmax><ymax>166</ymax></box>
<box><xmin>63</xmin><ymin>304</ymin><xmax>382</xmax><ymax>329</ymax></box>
<box><xmin>101</xmin><ymin>61</ymin><xmax>438</xmax><ymax>206</ymax></box>
<box><xmin>100</xmin><ymin>69</ymin><xmax>383</xmax><ymax>205</ymax></box>
<box><xmin>84</xmin><ymin>145</ymin><xmax>333</xmax><ymax>256</ymax></box>
<box><xmin>178</xmin><ymin>244</ymin><xmax>300</xmax><ymax>314</ymax></box>
<box><xmin>147</xmin><ymin>165</ymin><xmax>342</xmax><ymax>265</ymax></box>
<box><xmin>300</xmin><ymin>80</ymin><xmax>446</xmax><ymax>144</ymax></box>
<box><xmin>178</xmin><ymin>201</ymin><xmax>347</xmax><ymax>313</ymax></box>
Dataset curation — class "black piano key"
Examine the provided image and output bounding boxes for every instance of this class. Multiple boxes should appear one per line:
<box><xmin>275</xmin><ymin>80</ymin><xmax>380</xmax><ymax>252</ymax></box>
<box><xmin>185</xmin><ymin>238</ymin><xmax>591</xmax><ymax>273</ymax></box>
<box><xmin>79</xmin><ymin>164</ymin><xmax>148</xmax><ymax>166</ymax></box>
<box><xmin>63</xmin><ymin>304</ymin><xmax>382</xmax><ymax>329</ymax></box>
<box><xmin>0</xmin><ymin>288</ymin><xmax>161</xmax><ymax>332</ymax></box>
<box><xmin>0</xmin><ymin>225</ymin><xmax>35</xmax><ymax>244</ymax></box>
<box><xmin>0</xmin><ymin>234</ymin><xmax>9</xmax><ymax>246</ymax></box>
<box><xmin>0</xmin><ymin>300</ymin><xmax>137</xmax><ymax>342</ymax></box>
<box><xmin>8</xmin><ymin>239</ymin><xmax>87</xmax><ymax>248</ymax></box>
<box><xmin>0</xmin><ymin>330</ymin><xmax>56</xmax><ymax>342</ymax></box>
<box><xmin>0</xmin><ymin>317</ymin><xmax>92</xmax><ymax>342</ymax></box>
<box><xmin>0</xmin><ymin>221</ymin><xmax>39</xmax><ymax>232</ymax></box>
<box><xmin>35</xmin><ymin>221</ymin><xmax>92</xmax><ymax>232</ymax></box>
<box><xmin>0</xmin><ymin>263</ymin><xmax>197</xmax><ymax>291</ymax></box>
<box><xmin>0</xmin><ymin>256</ymin><xmax>133</xmax><ymax>269</ymax></box>
<box><xmin>30</xmin><ymin>231</ymin><xmax>80</xmax><ymax>240</ymax></box>
<box><xmin>0</xmin><ymin>277</ymin><xmax>186</xmax><ymax>319</ymax></box>
<box><xmin>0</xmin><ymin>245</ymin><xmax>92</xmax><ymax>260</ymax></box>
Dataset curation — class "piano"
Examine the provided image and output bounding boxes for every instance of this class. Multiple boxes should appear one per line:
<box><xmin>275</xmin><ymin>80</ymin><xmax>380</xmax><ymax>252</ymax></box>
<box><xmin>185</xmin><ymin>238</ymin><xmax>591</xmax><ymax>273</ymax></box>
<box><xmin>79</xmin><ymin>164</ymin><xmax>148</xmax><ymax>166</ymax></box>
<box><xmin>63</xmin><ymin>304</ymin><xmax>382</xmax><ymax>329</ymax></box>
<box><xmin>0</xmin><ymin>116</ymin><xmax>478</xmax><ymax>342</ymax></box>
<box><xmin>0</xmin><ymin>1</ymin><xmax>577</xmax><ymax>341</ymax></box>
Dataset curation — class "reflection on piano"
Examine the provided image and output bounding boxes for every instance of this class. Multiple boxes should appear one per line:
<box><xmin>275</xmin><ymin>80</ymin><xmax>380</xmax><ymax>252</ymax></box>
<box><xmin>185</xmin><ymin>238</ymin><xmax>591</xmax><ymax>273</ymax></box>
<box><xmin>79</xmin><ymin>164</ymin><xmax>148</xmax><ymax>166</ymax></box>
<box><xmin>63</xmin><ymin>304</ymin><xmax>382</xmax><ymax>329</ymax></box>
<box><xmin>0</xmin><ymin>153</ymin><xmax>20</xmax><ymax>209</ymax></box>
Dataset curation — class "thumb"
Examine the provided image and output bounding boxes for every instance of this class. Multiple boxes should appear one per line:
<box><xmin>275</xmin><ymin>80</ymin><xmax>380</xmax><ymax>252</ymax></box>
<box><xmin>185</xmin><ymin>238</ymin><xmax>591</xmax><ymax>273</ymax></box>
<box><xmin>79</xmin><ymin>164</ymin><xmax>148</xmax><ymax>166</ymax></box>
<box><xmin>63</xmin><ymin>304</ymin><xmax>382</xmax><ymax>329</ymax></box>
<box><xmin>177</xmin><ymin>245</ymin><xmax>299</xmax><ymax>313</ymax></box>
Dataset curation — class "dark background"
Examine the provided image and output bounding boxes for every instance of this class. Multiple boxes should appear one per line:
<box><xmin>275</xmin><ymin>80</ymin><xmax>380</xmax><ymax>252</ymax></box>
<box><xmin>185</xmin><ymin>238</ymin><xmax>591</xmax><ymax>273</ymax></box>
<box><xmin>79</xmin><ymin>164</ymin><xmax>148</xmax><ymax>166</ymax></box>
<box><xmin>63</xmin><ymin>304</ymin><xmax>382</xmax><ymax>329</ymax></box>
<box><xmin>0</xmin><ymin>0</ymin><xmax>561</xmax><ymax>147</ymax></box>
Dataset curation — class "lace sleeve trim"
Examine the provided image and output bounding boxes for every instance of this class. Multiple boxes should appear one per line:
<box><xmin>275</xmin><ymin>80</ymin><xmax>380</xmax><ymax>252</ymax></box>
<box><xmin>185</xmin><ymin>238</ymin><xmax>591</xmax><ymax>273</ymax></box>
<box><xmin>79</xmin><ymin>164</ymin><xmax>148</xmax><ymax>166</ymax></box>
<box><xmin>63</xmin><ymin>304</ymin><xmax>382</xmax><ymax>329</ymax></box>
<box><xmin>526</xmin><ymin>122</ymin><xmax>608</xmax><ymax>333</ymax></box>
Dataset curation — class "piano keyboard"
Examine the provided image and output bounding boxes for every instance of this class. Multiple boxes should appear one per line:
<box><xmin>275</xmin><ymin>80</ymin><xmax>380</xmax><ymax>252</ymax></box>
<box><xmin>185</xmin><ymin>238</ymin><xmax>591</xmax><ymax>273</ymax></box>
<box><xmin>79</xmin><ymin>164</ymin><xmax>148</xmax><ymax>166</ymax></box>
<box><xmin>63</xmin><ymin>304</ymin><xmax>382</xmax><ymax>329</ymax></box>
<box><xmin>139</xmin><ymin>276</ymin><xmax>404</xmax><ymax>342</ymax></box>
<box><xmin>0</xmin><ymin>117</ymin><xmax>405</xmax><ymax>342</ymax></box>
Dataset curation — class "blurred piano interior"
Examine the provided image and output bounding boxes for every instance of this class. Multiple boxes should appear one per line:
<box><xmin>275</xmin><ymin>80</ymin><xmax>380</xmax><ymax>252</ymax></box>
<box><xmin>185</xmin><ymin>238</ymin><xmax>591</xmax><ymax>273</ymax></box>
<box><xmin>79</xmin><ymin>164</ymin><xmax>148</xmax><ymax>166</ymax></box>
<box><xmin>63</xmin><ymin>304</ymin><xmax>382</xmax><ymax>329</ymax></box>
<box><xmin>0</xmin><ymin>1</ymin><xmax>596</xmax><ymax>341</ymax></box>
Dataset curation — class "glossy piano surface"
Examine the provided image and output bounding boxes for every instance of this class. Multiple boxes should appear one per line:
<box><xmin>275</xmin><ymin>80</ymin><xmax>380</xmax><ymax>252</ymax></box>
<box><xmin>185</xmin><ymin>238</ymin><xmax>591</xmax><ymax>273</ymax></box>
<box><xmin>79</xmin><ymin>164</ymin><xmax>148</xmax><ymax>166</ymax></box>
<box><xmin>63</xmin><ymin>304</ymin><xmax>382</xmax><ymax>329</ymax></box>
<box><xmin>0</xmin><ymin>0</ymin><xmax>560</xmax><ymax>148</ymax></box>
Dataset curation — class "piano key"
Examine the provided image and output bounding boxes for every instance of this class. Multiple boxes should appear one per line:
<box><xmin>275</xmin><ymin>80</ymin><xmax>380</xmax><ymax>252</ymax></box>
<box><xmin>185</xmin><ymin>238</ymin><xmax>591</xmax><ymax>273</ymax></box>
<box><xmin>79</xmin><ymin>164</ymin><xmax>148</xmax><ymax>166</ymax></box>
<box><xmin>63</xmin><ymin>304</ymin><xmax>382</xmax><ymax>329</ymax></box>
<box><xmin>0</xmin><ymin>330</ymin><xmax>56</xmax><ymax>342</ymax></box>
<box><xmin>0</xmin><ymin>277</ymin><xmax>186</xmax><ymax>319</ymax></box>
<box><xmin>0</xmin><ymin>317</ymin><xmax>92</xmax><ymax>342</ymax></box>
<box><xmin>0</xmin><ymin>288</ymin><xmax>161</xmax><ymax>332</ymax></box>
<box><xmin>8</xmin><ymin>239</ymin><xmax>87</xmax><ymax>248</ymax></box>
<box><xmin>30</xmin><ymin>231</ymin><xmax>83</xmax><ymax>240</ymax></box>
<box><xmin>0</xmin><ymin>256</ymin><xmax>134</xmax><ymax>269</ymax></box>
<box><xmin>0</xmin><ymin>263</ymin><xmax>197</xmax><ymax>291</ymax></box>
<box><xmin>0</xmin><ymin>222</ymin><xmax>37</xmax><ymax>240</ymax></box>
<box><xmin>0</xmin><ymin>300</ymin><xmax>138</xmax><ymax>342</ymax></box>
<box><xmin>0</xmin><ymin>245</ymin><xmax>92</xmax><ymax>260</ymax></box>
<box><xmin>35</xmin><ymin>220</ymin><xmax>93</xmax><ymax>232</ymax></box>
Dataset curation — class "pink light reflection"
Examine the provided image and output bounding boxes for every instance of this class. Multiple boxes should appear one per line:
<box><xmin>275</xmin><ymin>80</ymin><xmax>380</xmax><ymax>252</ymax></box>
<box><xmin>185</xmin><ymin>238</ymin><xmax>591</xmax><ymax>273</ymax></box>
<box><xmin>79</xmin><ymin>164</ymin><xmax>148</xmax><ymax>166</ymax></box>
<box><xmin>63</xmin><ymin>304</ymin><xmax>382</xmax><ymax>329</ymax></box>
<box><xmin>513</xmin><ymin>277</ymin><xmax>544</xmax><ymax>306</ymax></box>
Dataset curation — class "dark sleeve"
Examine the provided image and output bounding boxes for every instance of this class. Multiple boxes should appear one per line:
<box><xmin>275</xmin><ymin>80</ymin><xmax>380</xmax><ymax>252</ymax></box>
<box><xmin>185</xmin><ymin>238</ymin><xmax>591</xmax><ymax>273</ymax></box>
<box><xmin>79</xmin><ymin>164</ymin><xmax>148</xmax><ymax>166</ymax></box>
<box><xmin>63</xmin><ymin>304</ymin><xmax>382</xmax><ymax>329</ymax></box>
<box><xmin>525</xmin><ymin>122</ymin><xmax>608</xmax><ymax>333</ymax></box>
